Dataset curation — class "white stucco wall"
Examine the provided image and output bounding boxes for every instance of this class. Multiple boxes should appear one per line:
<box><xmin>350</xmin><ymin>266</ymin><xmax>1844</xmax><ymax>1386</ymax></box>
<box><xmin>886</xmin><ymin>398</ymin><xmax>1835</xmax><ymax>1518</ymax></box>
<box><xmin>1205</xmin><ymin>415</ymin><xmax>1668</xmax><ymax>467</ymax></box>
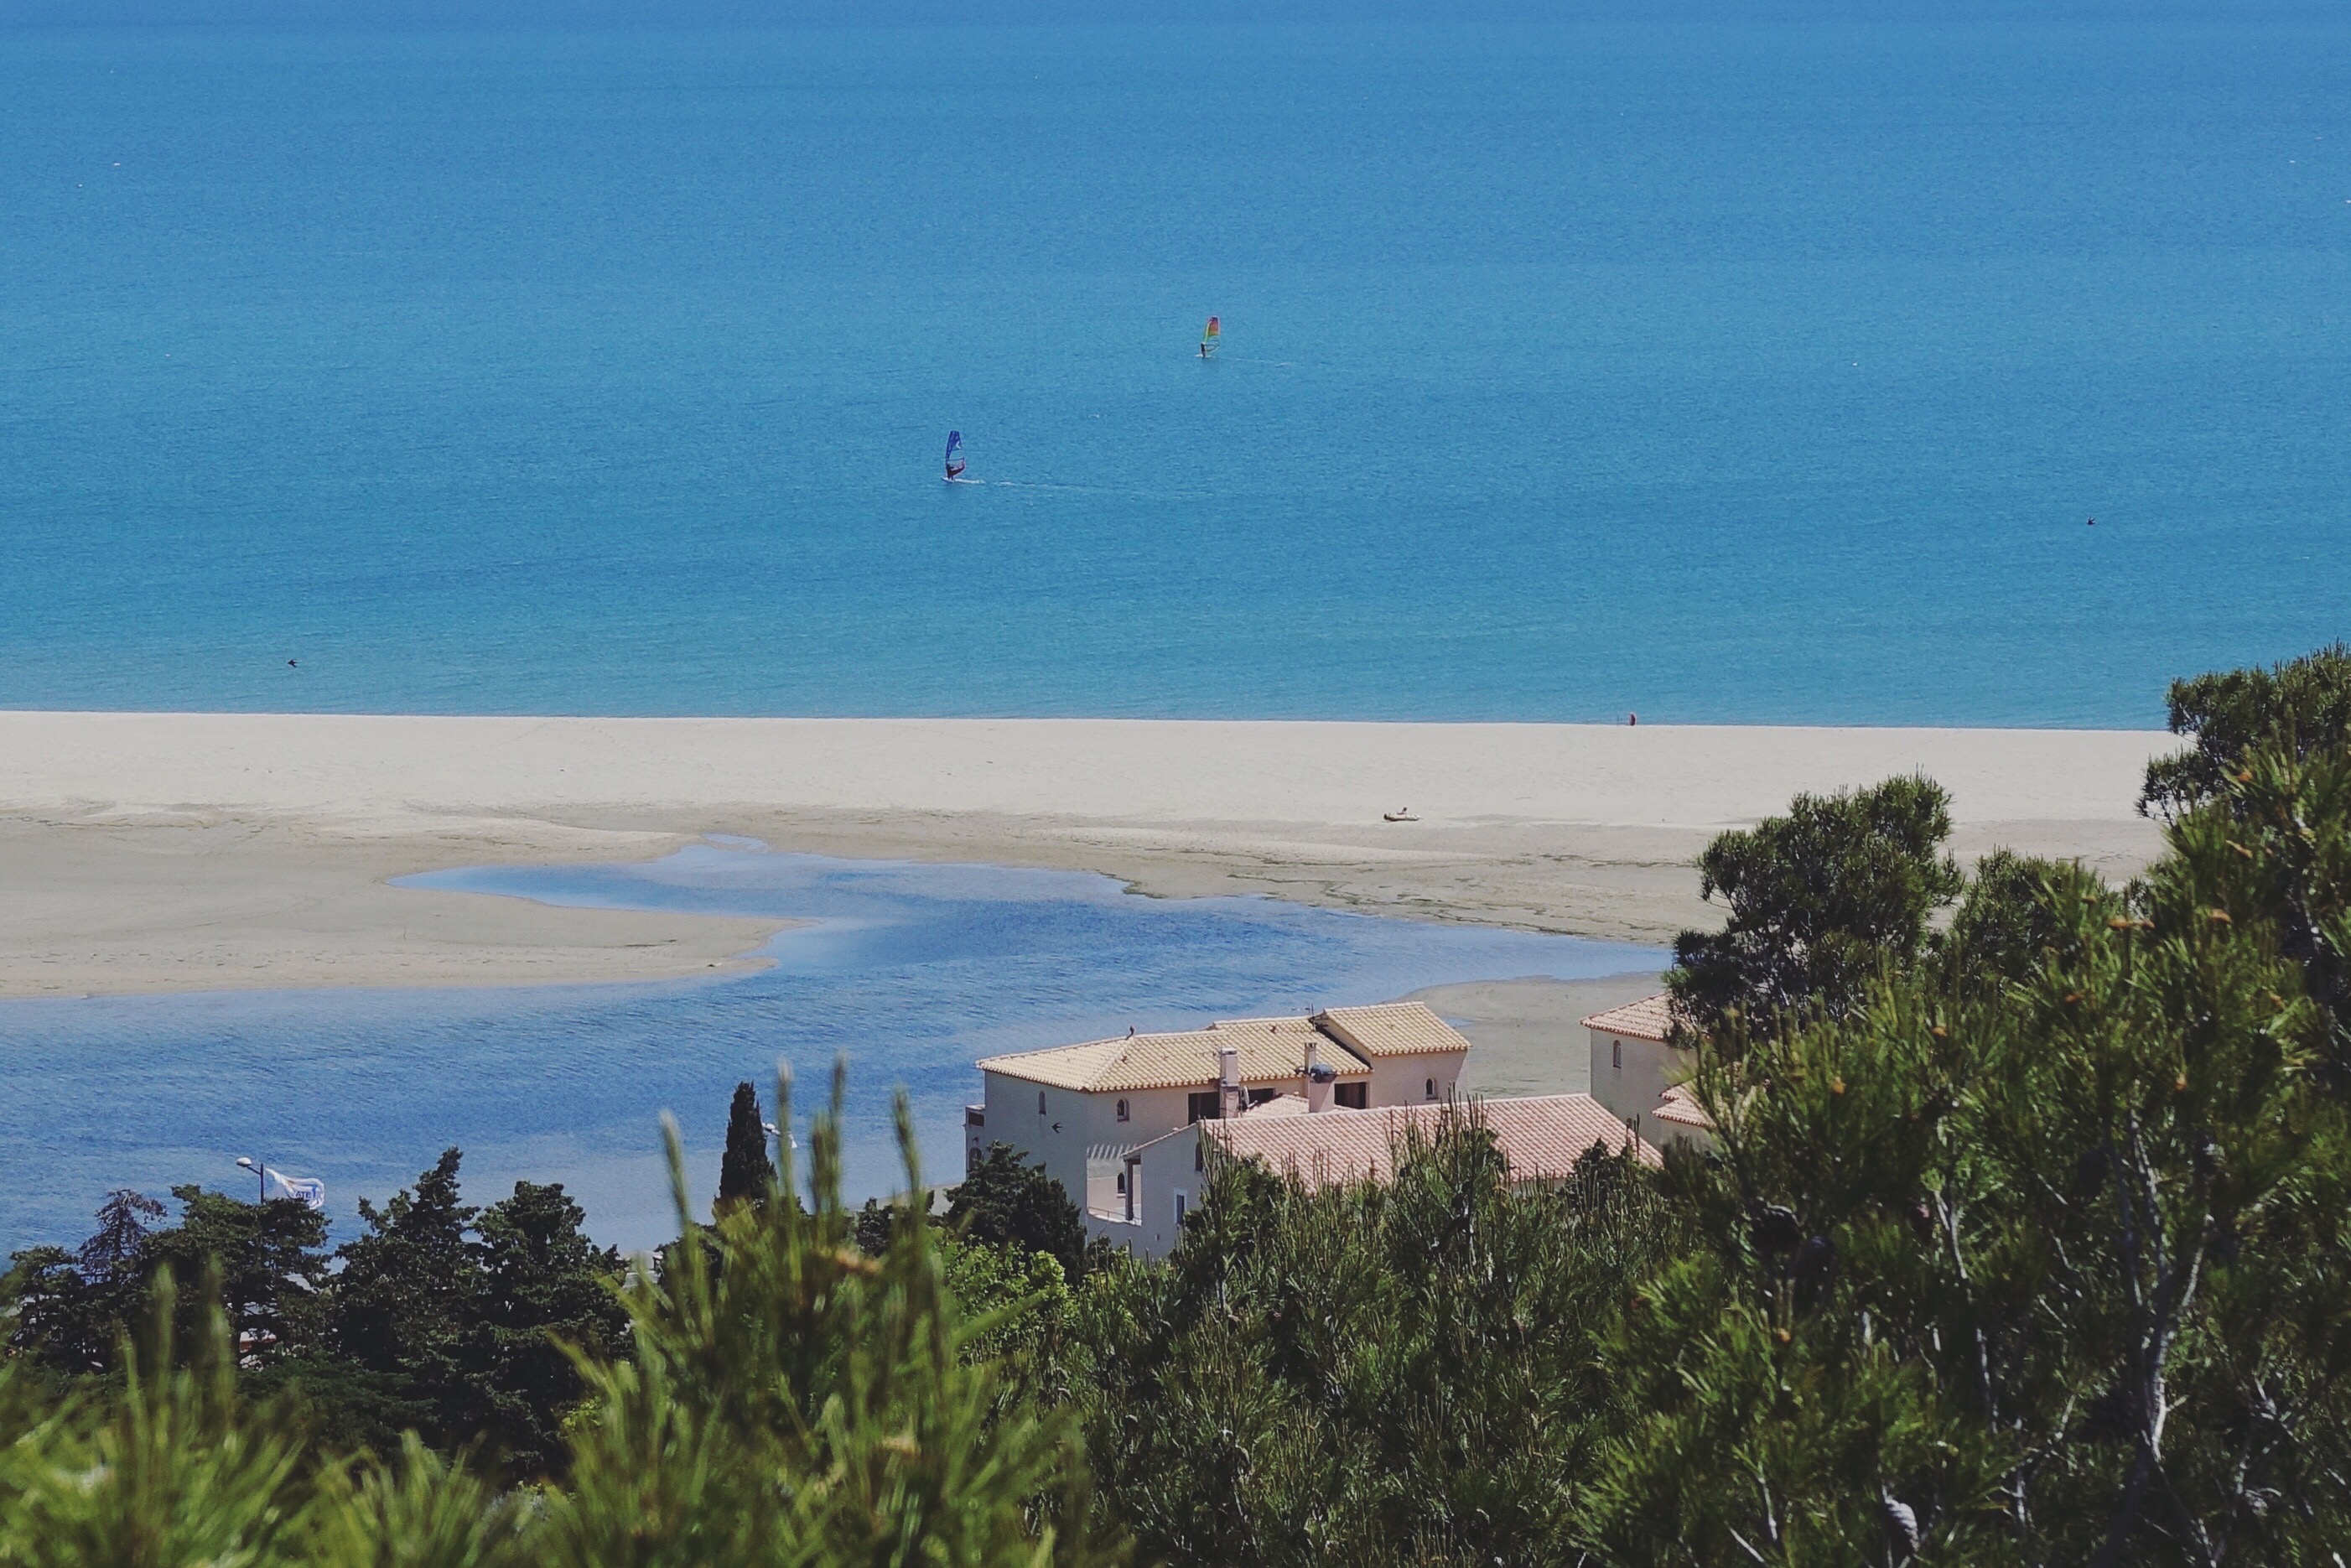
<box><xmin>1363</xmin><ymin>1051</ymin><xmax>1462</xmax><ymax>1109</ymax></box>
<box><xmin>973</xmin><ymin>1073</ymin><xmax>1298</xmax><ymax>1215</ymax></box>
<box><xmin>1588</xmin><ymin>1029</ymin><xmax>1693</xmax><ymax>1147</ymax></box>
<box><xmin>1088</xmin><ymin>1124</ymin><xmax>1207</xmax><ymax>1259</ymax></box>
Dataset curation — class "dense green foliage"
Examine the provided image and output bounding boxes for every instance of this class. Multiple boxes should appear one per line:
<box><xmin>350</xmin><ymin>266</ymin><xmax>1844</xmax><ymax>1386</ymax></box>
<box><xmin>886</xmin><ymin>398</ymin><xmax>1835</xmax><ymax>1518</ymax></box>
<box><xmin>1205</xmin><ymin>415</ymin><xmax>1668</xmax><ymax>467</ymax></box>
<box><xmin>948</xmin><ymin>1141</ymin><xmax>1095</xmax><ymax>1282</ymax></box>
<box><xmin>2142</xmin><ymin>641</ymin><xmax>2351</xmax><ymax>820</ymax></box>
<box><xmin>8</xmin><ymin>647</ymin><xmax>2351</xmax><ymax>1565</ymax></box>
<box><xmin>0</xmin><ymin>1091</ymin><xmax>1124</xmax><ymax>1567</ymax></box>
<box><xmin>5</xmin><ymin>1151</ymin><xmax>625</xmax><ymax>1478</ymax></box>
<box><xmin>1068</xmin><ymin>1138</ymin><xmax>1675</xmax><ymax>1567</ymax></box>
<box><xmin>1671</xmin><ymin>774</ymin><xmax>1963</xmax><ymax>1041</ymax></box>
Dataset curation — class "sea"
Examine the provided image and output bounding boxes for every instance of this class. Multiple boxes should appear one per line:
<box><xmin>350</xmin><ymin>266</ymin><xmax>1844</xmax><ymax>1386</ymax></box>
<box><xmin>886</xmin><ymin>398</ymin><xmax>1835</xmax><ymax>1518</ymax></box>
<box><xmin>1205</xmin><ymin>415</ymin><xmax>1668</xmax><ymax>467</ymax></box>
<box><xmin>3</xmin><ymin>3</ymin><xmax>2348</xmax><ymax>1251</ymax></box>
<box><xmin>3</xmin><ymin>5</ymin><xmax>2346</xmax><ymax>726</ymax></box>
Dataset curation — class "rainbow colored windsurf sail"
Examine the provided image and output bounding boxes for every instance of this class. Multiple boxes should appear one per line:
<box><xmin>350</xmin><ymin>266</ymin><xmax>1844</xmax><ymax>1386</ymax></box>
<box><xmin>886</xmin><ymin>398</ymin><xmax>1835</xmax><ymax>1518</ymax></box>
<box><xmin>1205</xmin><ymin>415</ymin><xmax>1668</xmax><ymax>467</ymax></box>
<box><xmin>1199</xmin><ymin>316</ymin><xmax>1220</xmax><ymax>357</ymax></box>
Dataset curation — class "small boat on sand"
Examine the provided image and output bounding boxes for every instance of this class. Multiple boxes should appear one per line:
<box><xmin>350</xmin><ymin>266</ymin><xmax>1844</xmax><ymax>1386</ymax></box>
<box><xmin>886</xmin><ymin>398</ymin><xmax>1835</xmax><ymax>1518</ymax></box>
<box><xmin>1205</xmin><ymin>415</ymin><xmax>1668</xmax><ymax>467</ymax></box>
<box><xmin>1383</xmin><ymin>807</ymin><xmax>1419</xmax><ymax>823</ymax></box>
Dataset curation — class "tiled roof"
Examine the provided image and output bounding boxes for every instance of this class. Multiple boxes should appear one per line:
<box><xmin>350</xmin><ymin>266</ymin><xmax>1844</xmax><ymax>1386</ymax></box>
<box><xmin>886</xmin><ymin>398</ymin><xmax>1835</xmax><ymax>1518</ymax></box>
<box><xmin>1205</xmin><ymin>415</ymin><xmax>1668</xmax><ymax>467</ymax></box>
<box><xmin>1204</xmin><ymin>1093</ymin><xmax>1659</xmax><ymax>1187</ymax></box>
<box><xmin>1652</xmin><ymin>1084</ymin><xmax>1714</xmax><ymax>1129</ymax></box>
<box><xmin>1580</xmin><ymin>992</ymin><xmax>1680</xmax><ymax>1045</ymax></box>
<box><xmin>1314</xmin><ymin>1001</ymin><xmax>1473</xmax><ymax>1059</ymax></box>
<box><xmin>978</xmin><ymin>1021</ymin><xmax>1350</xmax><ymax>1095</ymax></box>
<box><xmin>975</xmin><ymin>1005</ymin><xmax>1469</xmax><ymax>1095</ymax></box>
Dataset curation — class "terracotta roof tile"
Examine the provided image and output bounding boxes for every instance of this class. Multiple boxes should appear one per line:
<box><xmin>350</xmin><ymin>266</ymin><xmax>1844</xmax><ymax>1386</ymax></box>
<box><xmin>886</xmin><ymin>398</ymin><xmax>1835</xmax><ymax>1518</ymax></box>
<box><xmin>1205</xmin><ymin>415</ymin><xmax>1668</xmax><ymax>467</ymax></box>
<box><xmin>1205</xmin><ymin>1093</ymin><xmax>1658</xmax><ymax>1187</ymax></box>
<box><xmin>1580</xmin><ymin>992</ymin><xmax>1680</xmax><ymax>1045</ymax></box>
<box><xmin>1652</xmin><ymin>1084</ymin><xmax>1714</xmax><ymax>1129</ymax></box>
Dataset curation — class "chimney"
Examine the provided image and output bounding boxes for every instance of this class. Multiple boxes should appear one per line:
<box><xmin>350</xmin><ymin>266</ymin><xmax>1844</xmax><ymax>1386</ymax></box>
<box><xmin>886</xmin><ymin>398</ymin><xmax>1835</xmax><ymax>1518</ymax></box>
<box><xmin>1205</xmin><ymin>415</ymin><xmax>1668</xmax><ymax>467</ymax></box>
<box><xmin>1302</xmin><ymin>1036</ymin><xmax>1333</xmax><ymax>1113</ymax></box>
<box><xmin>1218</xmin><ymin>1042</ymin><xmax>1242</xmax><ymax>1119</ymax></box>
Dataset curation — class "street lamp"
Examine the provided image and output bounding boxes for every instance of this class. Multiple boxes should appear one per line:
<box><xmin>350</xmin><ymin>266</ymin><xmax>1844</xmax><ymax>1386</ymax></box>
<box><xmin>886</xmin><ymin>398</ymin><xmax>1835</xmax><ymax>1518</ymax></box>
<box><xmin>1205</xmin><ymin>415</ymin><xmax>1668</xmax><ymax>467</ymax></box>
<box><xmin>234</xmin><ymin>1155</ymin><xmax>266</xmax><ymax>1202</ymax></box>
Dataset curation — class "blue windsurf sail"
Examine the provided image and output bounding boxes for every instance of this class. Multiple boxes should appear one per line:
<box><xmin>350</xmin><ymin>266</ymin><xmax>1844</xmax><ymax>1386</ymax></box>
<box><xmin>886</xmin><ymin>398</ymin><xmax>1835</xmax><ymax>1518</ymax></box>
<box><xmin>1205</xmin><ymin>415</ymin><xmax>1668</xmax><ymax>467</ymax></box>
<box><xmin>943</xmin><ymin>430</ymin><xmax>965</xmax><ymax>480</ymax></box>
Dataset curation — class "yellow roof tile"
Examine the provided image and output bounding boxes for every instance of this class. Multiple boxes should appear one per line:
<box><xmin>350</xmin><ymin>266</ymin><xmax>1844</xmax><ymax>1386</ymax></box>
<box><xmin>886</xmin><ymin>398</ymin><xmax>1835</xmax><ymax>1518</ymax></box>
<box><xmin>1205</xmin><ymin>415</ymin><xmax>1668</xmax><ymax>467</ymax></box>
<box><xmin>978</xmin><ymin>1023</ymin><xmax>1340</xmax><ymax>1095</ymax></box>
<box><xmin>1310</xmin><ymin>1001</ymin><xmax>1471</xmax><ymax>1059</ymax></box>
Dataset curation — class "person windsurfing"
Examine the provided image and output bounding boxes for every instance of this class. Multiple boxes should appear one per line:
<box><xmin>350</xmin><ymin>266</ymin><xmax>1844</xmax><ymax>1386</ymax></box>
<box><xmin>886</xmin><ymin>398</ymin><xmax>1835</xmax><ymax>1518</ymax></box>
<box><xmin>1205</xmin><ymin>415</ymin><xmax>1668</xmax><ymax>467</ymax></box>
<box><xmin>1199</xmin><ymin>316</ymin><xmax>1219</xmax><ymax>359</ymax></box>
<box><xmin>943</xmin><ymin>430</ymin><xmax>965</xmax><ymax>481</ymax></box>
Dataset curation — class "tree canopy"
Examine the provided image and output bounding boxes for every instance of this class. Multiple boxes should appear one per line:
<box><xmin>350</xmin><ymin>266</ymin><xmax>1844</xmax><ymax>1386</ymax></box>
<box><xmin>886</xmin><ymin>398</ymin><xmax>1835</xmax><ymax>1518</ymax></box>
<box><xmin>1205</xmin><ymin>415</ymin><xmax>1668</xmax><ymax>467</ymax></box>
<box><xmin>2142</xmin><ymin>641</ymin><xmax>2351</xmax><ymax>819</ymax></box>
<box><xmin>1670</xmin><ymin>773</ymin><xmax>1963</xmax><ymax>1041</ymax></box>
<box><xmin>947</xmin><ymin>1140</ymin><xmax>1093</xmax><ymax>1281</ymax></box>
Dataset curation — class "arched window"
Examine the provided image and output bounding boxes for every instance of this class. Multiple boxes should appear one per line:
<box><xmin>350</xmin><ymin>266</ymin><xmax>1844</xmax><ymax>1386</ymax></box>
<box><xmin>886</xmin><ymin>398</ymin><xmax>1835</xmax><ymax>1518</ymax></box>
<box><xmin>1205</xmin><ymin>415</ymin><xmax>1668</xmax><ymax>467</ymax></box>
<box><xmin>1425</xmin><ymin>1077</ymin><xmax>1436</xmax><ymax>1100</ymax></box>
<box><xmin>1116</xmin><ymin>1169</ymin><xmax>1127</xmax><ymax>1194</ymax></box>
<box><xmin>1116</xmin><ymin>1098</ymin><xmax>1129</xmax><ymax>1122</ymax></box>
<box><xmin>1613</xmin><ymin>1039</ymin><xmax>1622</xmax><ymax>1069</ymax></box>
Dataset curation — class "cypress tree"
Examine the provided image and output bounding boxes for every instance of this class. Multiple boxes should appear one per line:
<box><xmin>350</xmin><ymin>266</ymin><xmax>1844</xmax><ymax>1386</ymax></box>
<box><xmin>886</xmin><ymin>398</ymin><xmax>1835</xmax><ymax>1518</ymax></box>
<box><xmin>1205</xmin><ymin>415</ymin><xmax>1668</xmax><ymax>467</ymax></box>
<box><xmin>717</xmin><ymin>1081</ymin><xmax>776</xmax><ymax>1210</ymax></box>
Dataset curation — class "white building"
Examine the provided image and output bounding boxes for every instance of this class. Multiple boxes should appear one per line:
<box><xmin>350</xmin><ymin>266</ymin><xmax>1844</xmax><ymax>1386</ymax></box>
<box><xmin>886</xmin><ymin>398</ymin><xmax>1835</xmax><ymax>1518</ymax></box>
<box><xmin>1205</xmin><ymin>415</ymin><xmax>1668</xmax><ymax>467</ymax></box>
<box><xmin>1582</xmin><ymin>992</ymin><xmax>1711</xmax><ymax>1150</ymax></box>
<box><xmin>1103</xmin><ymin>1092</ymin><xmax>1659</xmax><ymax>1259</ymax></box>
<box><xmin>964</xmin><ymin>1001</ymin><xmax>1471</xmax><ymax>1218</ymax></box>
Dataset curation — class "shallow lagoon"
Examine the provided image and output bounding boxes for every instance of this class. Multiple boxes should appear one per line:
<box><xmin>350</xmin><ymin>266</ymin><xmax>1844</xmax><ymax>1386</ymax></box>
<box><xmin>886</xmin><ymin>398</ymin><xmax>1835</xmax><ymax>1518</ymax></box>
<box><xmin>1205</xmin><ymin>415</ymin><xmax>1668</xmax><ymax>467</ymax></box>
<box><xmin>0</xmin><ymin>845</ymin><xmax>1659</xmax><ymax>1254</ymax></box>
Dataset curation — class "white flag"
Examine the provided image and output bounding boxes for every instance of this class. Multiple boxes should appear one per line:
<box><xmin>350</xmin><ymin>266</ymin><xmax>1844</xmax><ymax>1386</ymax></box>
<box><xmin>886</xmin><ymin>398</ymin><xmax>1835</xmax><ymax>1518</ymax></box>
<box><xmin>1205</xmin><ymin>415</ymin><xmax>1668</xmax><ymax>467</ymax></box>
<box><xmin>270</xmin><ymin>1171</ymin><xmax>327</xmax><ymax>1211</ymax></box>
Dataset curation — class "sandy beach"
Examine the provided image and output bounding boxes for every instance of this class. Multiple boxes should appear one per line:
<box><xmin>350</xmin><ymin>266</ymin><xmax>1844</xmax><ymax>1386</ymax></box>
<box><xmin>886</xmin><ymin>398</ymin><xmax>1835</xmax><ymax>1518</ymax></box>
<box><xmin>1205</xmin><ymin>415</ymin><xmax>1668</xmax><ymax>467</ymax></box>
<box><xmin>0</xmin><ymin>713</ymin><xmax>2174</xmax><ymax>999</ymax></box>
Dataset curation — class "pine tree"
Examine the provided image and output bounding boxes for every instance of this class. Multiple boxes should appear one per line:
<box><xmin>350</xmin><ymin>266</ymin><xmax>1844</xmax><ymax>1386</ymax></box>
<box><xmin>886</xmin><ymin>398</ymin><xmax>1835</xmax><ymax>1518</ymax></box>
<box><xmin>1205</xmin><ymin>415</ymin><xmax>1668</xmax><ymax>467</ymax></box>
<box><xmin>1668</xmin><ymin>774</ymin><xmax>1962</xmax><ymax>1042</ymax></box>
<box><xmin>464</xmin><ymin>1179</ymin><xmax>626</xmax><ymax>1479</ymax></box>
<box><xmin>328</xmin><ymin>1148</ymin><xmax>480</xmax><ymax>1450</ymax></box>
<box><xmin>716</xmin><ymin>1080</ymin><xmax>776</xmax><ymax>1212</ymax></box>
<box><xmin>947</xmin><ymin>1142</ymin><xmax>1090</xmax><ymax>1281</ymax></box>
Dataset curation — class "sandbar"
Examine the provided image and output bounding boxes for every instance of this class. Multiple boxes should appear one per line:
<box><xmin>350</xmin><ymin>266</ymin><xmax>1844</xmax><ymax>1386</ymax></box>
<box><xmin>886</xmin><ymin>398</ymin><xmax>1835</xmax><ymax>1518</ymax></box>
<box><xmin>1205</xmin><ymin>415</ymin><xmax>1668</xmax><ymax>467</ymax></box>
<box><xmin>0</xmin><ymin>713</ymin><xmax>2175</xmax><ymax>999</ymax></box>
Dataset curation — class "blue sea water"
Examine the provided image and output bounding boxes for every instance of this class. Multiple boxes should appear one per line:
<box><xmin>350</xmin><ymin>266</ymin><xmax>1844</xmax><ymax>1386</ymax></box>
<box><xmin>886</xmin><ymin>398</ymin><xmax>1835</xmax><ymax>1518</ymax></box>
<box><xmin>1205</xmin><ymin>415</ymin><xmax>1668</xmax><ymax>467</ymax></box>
<box><xmin>0</xmin><ymin>846</ymin><xmax>1659</xmax><ymax>1254</ymax></box>
<box><xmin>3</xmin><ymin>9</ymin><xmax>2346</xmax><ymax>726</ymax></box>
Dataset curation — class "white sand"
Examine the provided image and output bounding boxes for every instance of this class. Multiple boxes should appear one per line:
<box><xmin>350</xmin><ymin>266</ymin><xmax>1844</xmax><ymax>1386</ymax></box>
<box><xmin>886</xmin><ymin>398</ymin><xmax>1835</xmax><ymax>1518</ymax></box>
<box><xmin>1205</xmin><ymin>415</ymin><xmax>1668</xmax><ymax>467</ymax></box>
<box><xmin>0</xmin><ymin>713</ymin><xmax>2175</xmax><ymax>999</ymax></box>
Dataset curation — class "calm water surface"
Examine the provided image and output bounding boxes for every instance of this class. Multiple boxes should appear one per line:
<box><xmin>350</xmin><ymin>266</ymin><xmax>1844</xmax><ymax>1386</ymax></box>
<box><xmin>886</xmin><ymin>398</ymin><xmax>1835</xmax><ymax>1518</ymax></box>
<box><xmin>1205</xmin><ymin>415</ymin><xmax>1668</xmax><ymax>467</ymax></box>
<box><xmin>2</xmin><ymin>13</ymin><xmax>2346</xmax><ymax>724</ymax></box>
<box><xmin>0</xmin><ymin>847</ymin><xmax>1659</xmax><ymax>1254</ymax></box>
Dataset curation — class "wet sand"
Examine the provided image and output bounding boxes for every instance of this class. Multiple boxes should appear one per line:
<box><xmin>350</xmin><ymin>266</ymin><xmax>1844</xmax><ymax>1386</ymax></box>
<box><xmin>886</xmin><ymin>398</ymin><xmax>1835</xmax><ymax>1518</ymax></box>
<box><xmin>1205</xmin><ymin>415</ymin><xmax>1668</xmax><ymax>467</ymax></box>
<box><xmin>0</xmin><ymin>713</ymin><xmax>2172</xmax><ymax>999</ymax></box>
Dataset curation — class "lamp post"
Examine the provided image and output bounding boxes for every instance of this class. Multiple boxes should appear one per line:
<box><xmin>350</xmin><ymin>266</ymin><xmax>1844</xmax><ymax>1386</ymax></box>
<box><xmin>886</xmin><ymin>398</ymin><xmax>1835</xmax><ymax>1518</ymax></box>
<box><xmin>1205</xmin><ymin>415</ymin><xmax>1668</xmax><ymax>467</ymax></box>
<box><xmin>234</xmin><ymin>1155</ymin><xmax>266</xmax><ymax>1202</ymax></box>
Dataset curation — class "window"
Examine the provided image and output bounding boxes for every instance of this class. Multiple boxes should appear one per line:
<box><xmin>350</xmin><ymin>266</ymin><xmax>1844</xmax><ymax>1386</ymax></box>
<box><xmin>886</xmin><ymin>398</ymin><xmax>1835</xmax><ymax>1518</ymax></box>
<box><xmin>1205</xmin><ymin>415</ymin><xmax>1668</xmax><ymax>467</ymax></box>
<box><xmin>1174</xmin><ymin>1191</ymin><xmax>1190</xmax><ymax>1225</ymax></box>
<box><xmin>1187</xmin><ymin>1090</ymin><xmax>1221</xmax><ymax>1123</ymax></box>
<box><xmin>1335</xmin><ymin>1082</ymin><xmax>1368</xmax><ymax>1110</ymax></box>
<box><xmin>1425</xmin><ymin>1077</ymin><xmax>1437</xmax><ymax>1100</ymax></box>
<box><xmin>1613</xmin><ymin>1039</ymin><xmax>1622</xmax><ymax>1070</ymax></box>
<box><xmin>1116</xmin><ymin>1098</ymin><xmax>1129</xmax><ymax>1122</ymax></box>
<box><xmin>1247</xmin><ymin>1087</ymin><xmax>1279</xmax><ymax>1106</ymax></box>
<box><xmin>1038</xmin><ymin>1091</ymin><xmax>1047</xmax><ymax>1115</ymax></box>
<box><xmin>1116</xmin><ymin>1169</ymin><xmax>1127</xmax><ymax>1194</ymax></box>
